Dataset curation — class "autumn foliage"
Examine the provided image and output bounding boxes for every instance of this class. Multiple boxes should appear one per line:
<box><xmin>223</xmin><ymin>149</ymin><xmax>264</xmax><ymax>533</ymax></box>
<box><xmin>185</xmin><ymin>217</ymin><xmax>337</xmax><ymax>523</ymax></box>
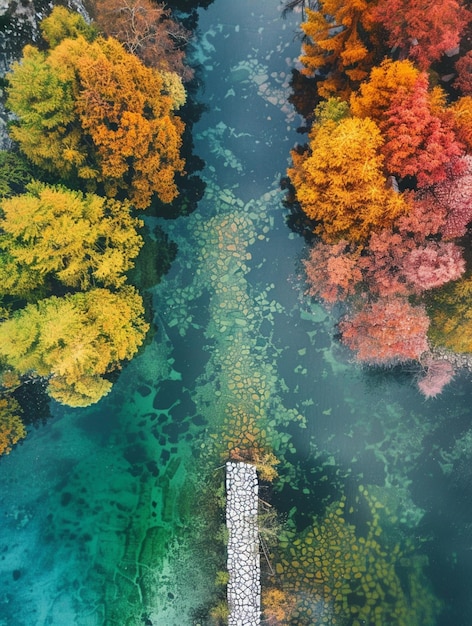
<box><xmin>372</xmin><ymin>0</ymin><xmax>470</xmax><ymax>69</ymax></box>
<box><xmin>0</xmin><ymin>396</ymin><xmax>26</xmax><ymax>456</ymax></box>
<box><xmin>291</xmin><ymin>1</ymin><xmax>472</xmax><ymax>396</ymax></box>
<box><xmin>0</xmin><ymin>183</ymin><xmax>143</xmax><ymax>293</ymax></box>
<box><xmin>339</xmin><ymin>298</ymin><xmax>430</xmax><ymax>366</ymax></box>
<box><xmin>0</xmin><ymin>5</ymin><xmax>195</xmax><ymax>451</ymax></box>
<box><xmin>92</xmin><ymin>0</ymin><xmax>193</xmax><ymax>81</ymax></box>
<box><xmin>288</xmin><ymin>114</ymin><xmax>407</xmax><ymax>243</ymax></box>
<box><xmin>7</xmin><ymin>7</ymin><xmax>186</xmax><ymax>209</ymax></box>
<box><xmin>300</xmin><ymin>0</ymin><xmax>381</xmax><ymax>98</ymax></box>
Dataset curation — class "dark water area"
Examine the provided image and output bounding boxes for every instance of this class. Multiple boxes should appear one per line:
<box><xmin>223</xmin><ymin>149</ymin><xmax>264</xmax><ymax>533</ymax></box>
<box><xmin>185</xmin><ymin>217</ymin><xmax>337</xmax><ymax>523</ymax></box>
<box><xmin>1</xmin><ymin>0</ymin><xmax>472</xmax><ymax>624</ymax></box>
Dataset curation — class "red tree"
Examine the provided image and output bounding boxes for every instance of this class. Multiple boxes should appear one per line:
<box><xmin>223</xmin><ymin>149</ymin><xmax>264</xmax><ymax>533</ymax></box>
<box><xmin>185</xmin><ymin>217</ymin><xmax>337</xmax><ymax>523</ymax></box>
<box><xmin>454</xmin><ymin>51</ymin><xmax>472</xmax><ymax>96</ymax></box>
<box><xmin>396</xmin><ymin>194</ymin><xmax>447</xmax><ymax>240</ymax></box>
<box><xmin>381</xmin><ymin>73</ymin><xmax>464</xmax><ymax>187</ymax></box>
<box><xmin>359</xmin><ymin>229</ymin><xmax>411</xmax><ymax>297</ymax></box>
<box><xmin>430</xmin><ymin>156</ymin><xmax>472</xmax><ymax>238</ymax></box>
<box><xmin>303</xmin><ymin>240</ymin><xmax>363</xmax><ymax>303</ymax></box>
<box><xmin>372</xmin><ymin>0</ymin><xmax>470</xmax><ymax>69</ymax></box>
<box><xmin>402</xmin><ymin>242</ymin><xmax>465</xmax><ymax>291</ymax></box>
<box><xmin>340</xmin><ymin>298</ymin><xmax>430</xmax><ymax>365</ymax></box>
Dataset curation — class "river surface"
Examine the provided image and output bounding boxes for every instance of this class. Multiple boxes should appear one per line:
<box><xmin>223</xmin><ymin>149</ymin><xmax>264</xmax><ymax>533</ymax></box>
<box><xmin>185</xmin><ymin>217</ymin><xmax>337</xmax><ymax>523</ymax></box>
<box><xmin>1</xmin><ymin>1</ymin><xmax>472</xmax><ymax>625</ymax></box>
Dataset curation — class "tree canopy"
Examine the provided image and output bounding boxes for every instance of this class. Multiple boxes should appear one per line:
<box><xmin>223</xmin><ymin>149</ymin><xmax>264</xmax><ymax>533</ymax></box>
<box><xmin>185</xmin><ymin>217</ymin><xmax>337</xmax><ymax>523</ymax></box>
<box><xmin>0</xmin><ymin>183</ymin><xmax>143</xmax><ymax>294</ymax></box>
<box><xmin>0</xmin><ymin>287</ymin><xmax>149</xmax><ymax>407</ymax></box>
<box><xmin>7</xmin><ymin>7</ymin><xmax>186</xmax><ymax>208</ymax></box>
<box><xmin>291</xmin><ymin>0</ymin><xmax>472</xmax><ymax>397</ymax></box>
<box><xmin>373</xmin><ymin>0</ymin><xmax>470</xmax><ymax>69</ymax></box>
<box><xmin>288</xmin><ymin>115</ymin><xmax>408</xmax><ymax>242</ymax></box>
<box><xmin>300</xmin><ymin>0</ymin><xmax>381</xmax><ymax>98</ymax></box>
<box><xmin>92</xmin><ymin>0</ymin><xmax>193</xmax><ymax>81</ymax></box>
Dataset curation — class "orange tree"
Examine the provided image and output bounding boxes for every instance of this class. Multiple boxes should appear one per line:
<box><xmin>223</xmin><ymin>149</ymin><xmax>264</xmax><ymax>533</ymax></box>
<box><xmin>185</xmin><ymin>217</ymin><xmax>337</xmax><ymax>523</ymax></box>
<box><xmin>300</xmin><ymin>0</ymin><xmax>383</xmax><ymax>99</ymax></box>
<box><xmin>6</xmin><ymin>7</ymin><xmax>186</xmax><ymax>209</ymax></box>
<box><xmin>288</xmin><ymin>108</ymin><xmax>408</xmax><ymax>243</ymax></box>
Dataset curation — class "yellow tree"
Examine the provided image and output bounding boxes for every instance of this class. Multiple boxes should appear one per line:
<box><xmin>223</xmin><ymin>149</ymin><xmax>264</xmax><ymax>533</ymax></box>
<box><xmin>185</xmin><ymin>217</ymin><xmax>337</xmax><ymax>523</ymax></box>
<box><xmin>0</xmin><ymin>183</ymin><xmax>143</xmax><ymax>292</ymax></box>
<box><xmin>428</xmin><ymin>275</ymin><xmax>472</xmax><ymax>353</ymax></box>
<box><xmin>7</xmin><ymin>7</ymin><xmax>186</xmax><ymax>209</ymax></box>
<box><xmin>0</xmin><ymin>395</ymin><xmax>26</xmax><ymax>456</ymax></box>
<box><xmin>300</xmin><ymin>0</ymin><xmax>381</xmax><ymax>99</ymax></box>
<box><xmin>288</xmin><ymin>115</ymin><xmax>408</xmax><ymax>242</ymax></box>
<box><xmin>0</xmin><ymin>287</ymin><xmax>149</xmax><ymax>407</ymax></box>
<box><xmin>40</xmin><ymin>5</ymin><xmax>97</xmax><ymax>48</ymax></box>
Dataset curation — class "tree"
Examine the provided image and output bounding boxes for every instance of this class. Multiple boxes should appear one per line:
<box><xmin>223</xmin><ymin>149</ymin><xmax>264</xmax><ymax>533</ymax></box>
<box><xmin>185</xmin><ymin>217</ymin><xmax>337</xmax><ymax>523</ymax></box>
<box><xmin>0</xmin><ymin>287</ymin><xmax>149</xmax><ymax>407</ymax></box>
<box><xmin>299</xmin><ymin>0</ymin><xmax>381</xmax><ymax>99</ymax></box>
<box><xmin>0</xmin><ymin>395</ymin><xmax>26</xmax><ymax>455</ymax></box>
<box><xmin>380</xmin><ymin>73</ymin><xmax>464</xmax><ymax>187</ymax></box>
<box><xmin>372</xmin><ymin>0</ymin><xmax>470</xmax><ymax>69</ymax></box>
<box><xmin>92</xmin><ymin>0</ymin><xmax>193</xmax><ymax>81</ymax></box>
<box><xmin>7</xmin><ymin>8</ymin><xmax>186</xmax><ymax>208</ymax></box>
<box><xmin>303</xmin><ymin>239</ymin><xmax>363</xmax><ymax>303</ymax></box>
<box><xmin>359</xmin><ymin>229</ymin><xmax>413</xmax><ymax>298</ymax></box>
<box><xmin>340</xmin><ymin>298</ymin><xmax>430</xmax><ymax>365</ymax></box>
<box><xmin>428</xmin><ymin>274</ymin><xmax>472</xmax><ymax>353</ymax></box>
<box><xmin>40</xmin><ymin>5</ymin><xmax>98</xmax><ymax>48</ymax></box>
<box><xmin>450</xmin><ymin>97</ymin><xmax>472</xmax><ymax>152</ymax></box>
<box><xmin>288</xmin><ymin>116</ymin><xmax>408</xmax><ymax>242</ymax></box>
<box><xmin>428</xmin><ymin>155</ymin><xmax>472</xmax><ymax>238</ymax></box>
<box><xmin>262</xmin><ymin>588</ymin><xmax>296</xmax><ymax>625</ymax></box>
<box><xmin>350</xmin><ymin>59</ymin><xmax>420</xmax><ymax>124</ymax></box>
<box><xmin>455</xmin><ymin>51</ymin><xmax>472</xmax><ymax>96</ymax></box>
<box><xmin>0</xmin><ymin>150</ymin><xmax>35</xmax><ymax>198</ymax></box>
<box><xmin>0</xmin><ymin>183</ymin><xmax>144</xmax><ymax>292</ymax></box>
<box><xmin>402</xmin><ymin>242</ymin><xmax>465</xmax><ymax>291</ymax></box>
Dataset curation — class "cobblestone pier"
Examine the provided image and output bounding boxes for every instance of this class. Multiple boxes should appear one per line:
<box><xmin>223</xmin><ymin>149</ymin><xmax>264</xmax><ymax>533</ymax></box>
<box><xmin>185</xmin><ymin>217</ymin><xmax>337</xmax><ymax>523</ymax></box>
<box><xmin>226</xmin><ymin>461</ymin><xmax>261</xmax><ymax>626</ymax></box>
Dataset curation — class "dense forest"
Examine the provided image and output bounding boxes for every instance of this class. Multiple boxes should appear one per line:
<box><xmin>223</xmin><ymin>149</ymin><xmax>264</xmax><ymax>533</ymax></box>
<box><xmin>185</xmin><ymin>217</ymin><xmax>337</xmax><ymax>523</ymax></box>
<box><xmin>0</xmin><ymin>1</ymin><xmax>202</xmax><ymax>454</ymax></box>
<box><xmin>286</xmin><ymin>0</ymin><xmax>472</xmax><ymax>400</ymax></box>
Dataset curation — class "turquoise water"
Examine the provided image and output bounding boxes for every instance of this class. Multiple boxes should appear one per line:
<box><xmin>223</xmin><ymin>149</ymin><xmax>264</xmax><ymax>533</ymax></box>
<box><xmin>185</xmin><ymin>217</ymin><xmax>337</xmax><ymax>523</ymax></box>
<box><xmin>1</xmin><ymin>0</ymin><xmax>472</xmax><ymax>624</ymax></box>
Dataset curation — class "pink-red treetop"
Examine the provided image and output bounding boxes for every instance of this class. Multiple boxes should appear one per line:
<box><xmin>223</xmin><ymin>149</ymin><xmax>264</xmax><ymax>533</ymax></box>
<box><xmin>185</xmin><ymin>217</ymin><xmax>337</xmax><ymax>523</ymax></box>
<box><xmin>339</xmin><ymin>297</ymin><xmax>430</xmax><ymax>365</ymax></box>
<box><xmin>380</xmin><ymin>73</ymin><xmax>464</xmax><ymax>187</ymax></box>
<box><xmin>303</xmin><ymin>240</ymin><xmax>363</xmax><ymax>303</ymax></box>
<box><xmin>372</xmin><ymin>0</ymin><xmax>470</xmax><ymax>69</ymax></box>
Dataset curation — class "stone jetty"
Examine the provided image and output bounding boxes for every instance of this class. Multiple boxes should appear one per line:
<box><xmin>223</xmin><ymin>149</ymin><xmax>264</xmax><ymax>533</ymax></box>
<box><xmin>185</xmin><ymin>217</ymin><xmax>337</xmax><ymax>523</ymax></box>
<box><xmin>226</xmin><ymin>461</ymin><xmax>261</xmax><ymax>625</ymax></box>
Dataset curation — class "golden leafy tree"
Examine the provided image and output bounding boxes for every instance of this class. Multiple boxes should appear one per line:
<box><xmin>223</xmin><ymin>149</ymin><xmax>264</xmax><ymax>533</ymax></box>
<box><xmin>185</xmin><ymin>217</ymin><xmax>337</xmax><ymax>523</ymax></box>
<box><xmin>451</xmin><ymin>96</ymin><xmax>472</xmax><ymax>152</ymax></box>
<box><xmin>7</xmin><ymin>7</ymin><xmax>186</xmax><ymax>209</ymax></box>
<box><xmin>0</xmin><ymin>395</ymin><xmax>26</xmax><ymax>456</ymax></box>
<box><xmin>350</xmin><ymin>58</ymin><xmax>420</xmax><ymax>123</ymax></box>
<box><xmin>300</xmin><ymin>0</ymin><xmax>381</xmax><ymax>99</ymax></box>
<box><xmin>0</xmin><ymin>183</ymin><xmax>143</xmax><ymax>292</ymax></box>
<box><xmin>428</xmin><ymin>274</ymin><xmax>472</xmax><ymax>353</ymax></box>
<box><xmin>288</xmin><ymin>115</ymin><xmax>408</xmax><ymax>242</ymax></box>
<box><xmin>262</xmin><ymin>588</ymin><xmax>296</xmax><ymax>624</ymax></box>
<box><xmin>0</xmin><ymin>287</ymin><xmax>149</xmax><ymax>407</ymax></box>
<box><xmin>40</xmin><ymin>5</ymin><xmax>97</xmax><ymax>48</ymax></box>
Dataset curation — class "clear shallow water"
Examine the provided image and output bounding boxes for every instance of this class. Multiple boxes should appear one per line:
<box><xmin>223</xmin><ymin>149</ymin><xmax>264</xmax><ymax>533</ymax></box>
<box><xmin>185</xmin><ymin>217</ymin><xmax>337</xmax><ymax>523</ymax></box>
<box><xmin>1</xmin><ymin>1</ymin><xmax>472</xmax><ymax>624</ymax></box>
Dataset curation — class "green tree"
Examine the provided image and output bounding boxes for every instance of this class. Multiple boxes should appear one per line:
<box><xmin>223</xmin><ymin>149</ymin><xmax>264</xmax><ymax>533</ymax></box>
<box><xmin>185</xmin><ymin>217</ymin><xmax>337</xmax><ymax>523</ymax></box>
<box><xmin>0</xmin><ymin>151</ymin><xmax>35</xmax><ymax>198</ymax></box>
<box><xmin>0</xmin><ymin>183</ymin><xmax>144</xmax><ymax>293</ymax></box>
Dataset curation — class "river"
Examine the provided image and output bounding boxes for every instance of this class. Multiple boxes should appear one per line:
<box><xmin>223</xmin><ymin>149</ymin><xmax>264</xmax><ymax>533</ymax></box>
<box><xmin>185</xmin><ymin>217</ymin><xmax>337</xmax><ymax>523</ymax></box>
<box><xmin>0</xmin><ymin>0</ymin><xmax>472</xmax><ymax>624</ymax></box>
